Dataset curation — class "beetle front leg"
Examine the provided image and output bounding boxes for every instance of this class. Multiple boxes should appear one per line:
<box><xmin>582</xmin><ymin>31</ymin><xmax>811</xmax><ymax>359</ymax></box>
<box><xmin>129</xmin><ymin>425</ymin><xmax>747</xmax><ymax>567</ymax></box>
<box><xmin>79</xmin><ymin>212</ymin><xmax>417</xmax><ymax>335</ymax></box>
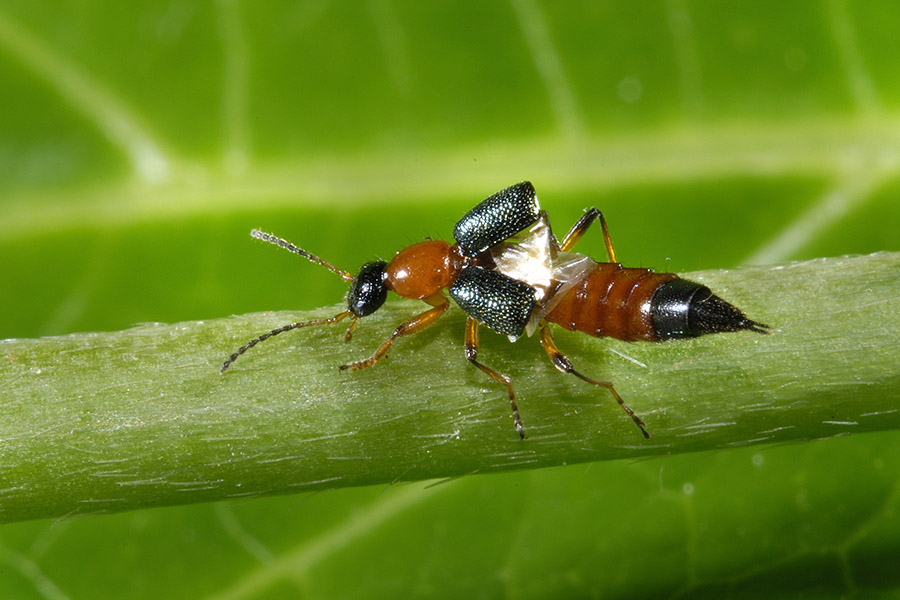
<box><xmin>464</xmin><ymin>317</ymin><xmax>526</xmax><ymax>439</ymax></box>
<box><xmin>539</xmin><ymin>324</ymin><xmax>650</xmax><ymax>438</ymax></box>
<box><xmin>340</xmin><ymin>299</ymin><xmax>448</xmax><ymax>371</ymax></box>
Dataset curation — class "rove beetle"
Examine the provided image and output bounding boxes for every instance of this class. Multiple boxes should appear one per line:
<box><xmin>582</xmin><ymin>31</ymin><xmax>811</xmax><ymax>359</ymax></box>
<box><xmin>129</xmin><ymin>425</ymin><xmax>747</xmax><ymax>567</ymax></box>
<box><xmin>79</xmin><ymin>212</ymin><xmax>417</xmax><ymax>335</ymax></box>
<box><xmin>221</xmin><ymin>182</ymin><xmax>768</xmax><ymax>439</ymax></box>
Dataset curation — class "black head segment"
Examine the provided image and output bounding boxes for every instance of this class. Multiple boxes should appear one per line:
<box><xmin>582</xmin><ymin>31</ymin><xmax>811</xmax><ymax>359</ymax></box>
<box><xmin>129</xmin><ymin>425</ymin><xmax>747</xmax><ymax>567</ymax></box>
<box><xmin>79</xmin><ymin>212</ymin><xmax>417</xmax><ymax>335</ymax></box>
<box><xmin>651</xmin><ymin>279</ymin><xmax>769</xmax><ymax>340</ymax></box>
<box><xmin>347</xmin><ymin>261</ymin><xmax>389</xmax><ymax>317</ymax></box>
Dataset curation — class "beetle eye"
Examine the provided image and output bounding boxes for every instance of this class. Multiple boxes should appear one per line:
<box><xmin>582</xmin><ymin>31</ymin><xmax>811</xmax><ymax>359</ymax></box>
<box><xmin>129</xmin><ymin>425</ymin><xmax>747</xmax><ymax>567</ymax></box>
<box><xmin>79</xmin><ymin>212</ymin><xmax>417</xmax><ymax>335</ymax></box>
<box><xmin>347</xmin><ymin>261</ymin><xmax>388</xmax><ymax>316</ymax></box>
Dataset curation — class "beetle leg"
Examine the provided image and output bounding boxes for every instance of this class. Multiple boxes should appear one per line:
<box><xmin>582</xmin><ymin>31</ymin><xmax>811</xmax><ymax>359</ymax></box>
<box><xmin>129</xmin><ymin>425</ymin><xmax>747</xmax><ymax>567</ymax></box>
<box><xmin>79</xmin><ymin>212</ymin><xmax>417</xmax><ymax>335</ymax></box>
<box><xmin>539</xmin><ymin>324</ymin><xmax>650</xmax><ymax>438</ymax></box>
<box><xmin>465</xmin><ymin>317</ymin><xmax>526</xmax><ymax>439</ymax></box>
<box><xmin>343</xmin><ymin>315</ymin><xmax>359</xmax><ymax>341</ymax></box>
<box><xmin>340</xmin><ymin>297</ymin><xmax>449</xmax><ymax>372</ymax></box>
<box><xmin>559</xmin><ymin>208</ymin><xmax>617</xmax><ymax>263</ymax></box>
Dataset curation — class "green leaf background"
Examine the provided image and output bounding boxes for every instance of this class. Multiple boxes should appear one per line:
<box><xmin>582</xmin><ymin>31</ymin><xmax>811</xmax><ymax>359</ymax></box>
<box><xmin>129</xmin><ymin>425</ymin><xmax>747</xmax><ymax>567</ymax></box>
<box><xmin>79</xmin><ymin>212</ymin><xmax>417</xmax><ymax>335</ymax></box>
<box><xmin>2</xmin><ymin>1</ymin><xmax>899</xmax><ymax>598</ymax></box>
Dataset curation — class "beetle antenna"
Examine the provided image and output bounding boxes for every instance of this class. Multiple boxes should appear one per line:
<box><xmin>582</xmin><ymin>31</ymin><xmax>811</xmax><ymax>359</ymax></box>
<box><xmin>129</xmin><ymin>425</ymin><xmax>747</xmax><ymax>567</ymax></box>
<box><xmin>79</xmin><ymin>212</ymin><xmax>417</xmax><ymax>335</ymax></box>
<box><xmin>251</xmin><ymin>229</ymin><xmax>354</xmax><ymax>282</ymax></box>
<box><xmin>220</xmin><ymin>311</ymin><xmax>352</xmax><ymax>373</ymax></box>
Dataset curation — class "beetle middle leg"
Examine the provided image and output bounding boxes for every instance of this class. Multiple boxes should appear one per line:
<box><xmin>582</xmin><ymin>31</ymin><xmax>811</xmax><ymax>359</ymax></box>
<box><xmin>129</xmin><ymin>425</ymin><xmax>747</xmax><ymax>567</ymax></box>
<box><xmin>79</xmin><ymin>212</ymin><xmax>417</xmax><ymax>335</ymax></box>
<box><xmin>559</xmin><ymin>207</ymin><xmax>617</xmax><ymax>262</ymax></box>
<box><xmin>340</xmin><ymin>295</ymin><xmax>448</xmax><ymax>372</ymax></box>
<box><xmin>465</xmin><ymin>317</ymin><xmax>526</xmax><ymax>439</ymax></box>
<box><xmin>539</xmin><ymin>324</ymin><xmax>650</xmax><ymax>438</ymax></box>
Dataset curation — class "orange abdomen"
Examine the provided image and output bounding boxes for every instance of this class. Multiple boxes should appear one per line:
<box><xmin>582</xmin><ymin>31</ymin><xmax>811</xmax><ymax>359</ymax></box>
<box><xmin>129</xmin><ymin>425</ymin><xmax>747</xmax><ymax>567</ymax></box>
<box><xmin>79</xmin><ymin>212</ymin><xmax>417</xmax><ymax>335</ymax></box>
<box><xmin>545</xmin><ymin>263</ymin><xmax>677</xmax><ymax>341</ymax></box>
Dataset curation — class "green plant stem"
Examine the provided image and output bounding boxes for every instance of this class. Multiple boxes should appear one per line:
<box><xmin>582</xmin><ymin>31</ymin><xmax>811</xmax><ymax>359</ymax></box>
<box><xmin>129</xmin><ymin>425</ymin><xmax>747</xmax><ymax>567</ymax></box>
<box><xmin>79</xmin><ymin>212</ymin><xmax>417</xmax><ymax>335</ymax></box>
<box><xmin>1</xmin><ymin>252</ymin><xmax>899</xmax><ymax>524</ymax></box>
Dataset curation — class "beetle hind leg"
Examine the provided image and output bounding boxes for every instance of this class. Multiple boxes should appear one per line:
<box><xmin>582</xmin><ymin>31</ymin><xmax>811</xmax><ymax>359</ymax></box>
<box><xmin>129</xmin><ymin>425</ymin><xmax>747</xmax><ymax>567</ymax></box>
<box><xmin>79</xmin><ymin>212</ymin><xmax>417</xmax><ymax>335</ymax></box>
<box><xmin>465</xmin><ymin>317</ymin><xmax>526</xmax><ymax>439</ymax></box>
<box><xmin>539</xmin><ymin>324</ymin><xmax>650</xmax><ymax>439</ymax></box>
<box><xmin>559</xmin><ymin>208</ymin><xmax>617</xmax><ymax>262</ymax></box>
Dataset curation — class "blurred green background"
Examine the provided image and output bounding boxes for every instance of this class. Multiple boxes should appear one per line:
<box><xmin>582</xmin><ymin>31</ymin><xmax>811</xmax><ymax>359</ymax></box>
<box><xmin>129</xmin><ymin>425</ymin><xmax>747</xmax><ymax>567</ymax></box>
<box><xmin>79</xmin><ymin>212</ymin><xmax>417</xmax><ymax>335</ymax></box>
<box><xmin>1</xmin><ymin>1</ymin><xmax>899</xmax><ymax>598</ymax></box>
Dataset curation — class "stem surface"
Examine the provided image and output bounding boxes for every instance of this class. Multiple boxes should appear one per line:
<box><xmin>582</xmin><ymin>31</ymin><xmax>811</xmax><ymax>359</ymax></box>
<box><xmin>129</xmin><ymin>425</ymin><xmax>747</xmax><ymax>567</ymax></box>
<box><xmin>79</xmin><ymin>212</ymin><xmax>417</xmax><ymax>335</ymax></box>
<box><xmin>1</xmin><ymin>253</ymin><xmax>898</xmax><ymax>524</ymax></box>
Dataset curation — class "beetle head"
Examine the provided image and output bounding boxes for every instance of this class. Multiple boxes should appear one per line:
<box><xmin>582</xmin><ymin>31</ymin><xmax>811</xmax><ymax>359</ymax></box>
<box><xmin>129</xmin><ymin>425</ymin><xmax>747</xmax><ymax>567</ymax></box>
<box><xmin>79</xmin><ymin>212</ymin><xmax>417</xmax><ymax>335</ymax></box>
<box><xmin>347</xmin><ymin>261</ymin><xmax>388</xmax><ymax>317</ymax></box>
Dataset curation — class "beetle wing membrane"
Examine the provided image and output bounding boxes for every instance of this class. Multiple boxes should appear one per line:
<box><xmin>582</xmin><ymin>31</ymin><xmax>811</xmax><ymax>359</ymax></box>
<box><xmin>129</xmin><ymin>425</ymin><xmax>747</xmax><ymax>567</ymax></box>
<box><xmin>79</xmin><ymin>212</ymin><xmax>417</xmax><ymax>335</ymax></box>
<box><xmin>535</xmin><ymin>252</ymin><xmax>595</xmax><ymax>325</ymax></box>
<box><xmin>490</xmin><ymin>213</ymin><xmax>556</xmax><ymax>302</ymax></box>
<box><xmin>490</xmin><ymin>213</ymin><xmax>595</xmax><ymax>336</ymax></box>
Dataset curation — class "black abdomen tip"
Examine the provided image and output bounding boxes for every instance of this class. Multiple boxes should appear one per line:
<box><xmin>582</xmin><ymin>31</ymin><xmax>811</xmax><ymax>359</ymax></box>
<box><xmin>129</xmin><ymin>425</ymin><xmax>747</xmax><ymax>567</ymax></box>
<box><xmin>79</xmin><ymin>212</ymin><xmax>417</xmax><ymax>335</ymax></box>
<box><xmin>651</xmin><ymin>279</ymin><xmax>769</xmax><ymax>340</ymax></box>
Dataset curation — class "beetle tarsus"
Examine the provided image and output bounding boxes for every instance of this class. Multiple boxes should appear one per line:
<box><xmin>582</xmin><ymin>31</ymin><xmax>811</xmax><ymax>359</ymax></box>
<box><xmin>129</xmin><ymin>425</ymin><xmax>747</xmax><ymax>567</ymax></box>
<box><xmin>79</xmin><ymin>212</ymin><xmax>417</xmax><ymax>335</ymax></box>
<box><xmin>464</xmin><ymin>317</ymin><xmax>528</xmax><ymax>439</ymax></box>
<box><xmin>540</xmin><ymin>324</ymin><xmax>651</xmax><ymax>439</ymax></box>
